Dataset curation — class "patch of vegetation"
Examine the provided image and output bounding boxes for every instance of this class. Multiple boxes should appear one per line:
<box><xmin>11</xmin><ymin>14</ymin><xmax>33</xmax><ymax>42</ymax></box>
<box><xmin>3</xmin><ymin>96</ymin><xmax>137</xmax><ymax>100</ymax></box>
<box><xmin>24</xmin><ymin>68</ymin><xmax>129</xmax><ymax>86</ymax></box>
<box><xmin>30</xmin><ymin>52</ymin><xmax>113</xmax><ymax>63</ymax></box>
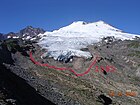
<box><xmin>128</xmin><ymin>51</ymin><xmax>140</xmax><ymax>57</ymax></box>
<box><xmin>134</xmin><ymin>76</ymin><xmax>140</xmax><ymax>81</ymax></box>
<box><xmin>3</xmin><ymin>39</ymin><xmax>31</xmax><ymax>56</ymax></box>
<box><xmin>127</xmin><ymin>41</ymin><xmax>140</xmax><ymax>48</ymax></box>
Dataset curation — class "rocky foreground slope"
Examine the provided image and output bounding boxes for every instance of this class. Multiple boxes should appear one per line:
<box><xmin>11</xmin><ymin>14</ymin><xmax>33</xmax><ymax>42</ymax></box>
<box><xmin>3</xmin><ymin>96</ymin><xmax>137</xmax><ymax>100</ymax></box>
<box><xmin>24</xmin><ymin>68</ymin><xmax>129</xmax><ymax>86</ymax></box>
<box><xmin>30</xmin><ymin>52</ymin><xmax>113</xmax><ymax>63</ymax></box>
<box><xmin>0</xmin><ymin>37</ymin><xmax>140</xmax><ymax>105</ymax></box>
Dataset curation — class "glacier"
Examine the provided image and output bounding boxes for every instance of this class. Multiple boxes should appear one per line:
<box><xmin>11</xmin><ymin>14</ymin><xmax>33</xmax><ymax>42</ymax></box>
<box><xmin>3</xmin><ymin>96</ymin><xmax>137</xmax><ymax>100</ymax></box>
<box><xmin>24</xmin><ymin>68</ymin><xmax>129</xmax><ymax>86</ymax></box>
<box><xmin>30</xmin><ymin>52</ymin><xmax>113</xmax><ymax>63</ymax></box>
<box><xmin>36</xmin><ymin>21</ymin><xmax>140</xmax><ymax>61</ymax></box>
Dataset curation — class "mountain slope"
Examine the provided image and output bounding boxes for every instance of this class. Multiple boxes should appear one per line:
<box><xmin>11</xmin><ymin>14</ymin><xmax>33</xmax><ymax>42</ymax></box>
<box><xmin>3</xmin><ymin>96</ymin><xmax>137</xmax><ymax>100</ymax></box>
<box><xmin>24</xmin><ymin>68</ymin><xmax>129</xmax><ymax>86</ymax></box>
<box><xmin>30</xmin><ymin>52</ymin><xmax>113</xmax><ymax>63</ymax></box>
<box><xmin>0</xmin><ymin>37</ymin><xmax>140</xmax><ymax>105</ymax></box>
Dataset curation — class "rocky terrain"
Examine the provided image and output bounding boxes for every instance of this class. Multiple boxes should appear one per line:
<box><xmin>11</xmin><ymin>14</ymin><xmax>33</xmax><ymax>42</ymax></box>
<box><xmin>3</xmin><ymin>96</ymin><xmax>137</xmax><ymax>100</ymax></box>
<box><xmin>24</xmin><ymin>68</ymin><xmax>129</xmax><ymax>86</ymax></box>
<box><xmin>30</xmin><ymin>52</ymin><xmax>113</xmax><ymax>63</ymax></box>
<box><xmin>0</xmin><ymin>36</ymin><xmax>140</xmax><ymax>105</ymax></box>
<box><xmin>0</xmin><ymin>26</ymin><xmax>45</xmax><ymax>40</ymax></box>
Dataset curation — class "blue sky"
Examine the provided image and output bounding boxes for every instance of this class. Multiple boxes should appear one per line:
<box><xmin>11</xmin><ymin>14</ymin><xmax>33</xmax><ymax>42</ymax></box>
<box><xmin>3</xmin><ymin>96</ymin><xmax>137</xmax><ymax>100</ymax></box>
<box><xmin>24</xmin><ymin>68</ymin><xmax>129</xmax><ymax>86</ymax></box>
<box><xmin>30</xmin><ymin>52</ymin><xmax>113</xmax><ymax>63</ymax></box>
<box><xmin>0</xmin><ymin>0</ymin><xmax>140</xmax><ymax>34</ymax></box>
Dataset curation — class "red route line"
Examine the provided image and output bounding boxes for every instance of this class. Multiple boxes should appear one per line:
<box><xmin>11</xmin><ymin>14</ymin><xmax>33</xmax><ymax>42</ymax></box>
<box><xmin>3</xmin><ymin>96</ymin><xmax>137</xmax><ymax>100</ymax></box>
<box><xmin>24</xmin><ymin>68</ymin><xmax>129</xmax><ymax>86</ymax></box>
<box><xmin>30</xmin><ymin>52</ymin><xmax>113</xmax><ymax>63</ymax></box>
<box><xmin>30</xmin><ymin>51</ymin><xmax>98</xmax><ymax>77</ymax></box>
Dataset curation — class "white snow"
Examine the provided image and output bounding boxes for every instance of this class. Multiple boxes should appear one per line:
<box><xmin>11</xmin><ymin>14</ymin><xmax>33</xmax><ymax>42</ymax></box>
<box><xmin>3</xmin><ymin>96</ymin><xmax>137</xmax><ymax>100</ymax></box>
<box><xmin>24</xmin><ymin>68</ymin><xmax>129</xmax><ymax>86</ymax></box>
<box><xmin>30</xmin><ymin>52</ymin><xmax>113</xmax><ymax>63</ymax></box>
<box><xmin>7</xmin><ymin>36</ymin><xmax>19</xmax><ymax>39</ymax></box>
<box><xmin>7</xmin><ymin>36</ymin><xmax>11</xmax><ymax>39</ymax></box>
<box><xmin>13</xmin><ymin>36</ymin><xmax>19</xmax><ymax>39</ymax></box>
<box><xmin>26</xmin><ymin>36</ymin><xmax>31</xmax><ymax>39</ymax></box>
<box><xmin>22</xmin><ymin>35</ymin><xmax>31</xmax><ymax>40</ymax></box>
<box><xmin>37</xmin><ymin>21</ymin><xmax>140</xmax><ymax>60</ymax></box>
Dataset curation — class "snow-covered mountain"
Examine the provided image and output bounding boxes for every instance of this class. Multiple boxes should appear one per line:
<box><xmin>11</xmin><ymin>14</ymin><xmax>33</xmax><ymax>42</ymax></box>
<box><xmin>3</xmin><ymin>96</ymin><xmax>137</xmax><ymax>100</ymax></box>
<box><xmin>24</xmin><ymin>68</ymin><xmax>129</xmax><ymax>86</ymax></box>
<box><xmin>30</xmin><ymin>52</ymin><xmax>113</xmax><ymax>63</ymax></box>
<box><xmin>36</xmin><ymin>21</ymin><xmax>140</xmax><ymax>61</ymax></box>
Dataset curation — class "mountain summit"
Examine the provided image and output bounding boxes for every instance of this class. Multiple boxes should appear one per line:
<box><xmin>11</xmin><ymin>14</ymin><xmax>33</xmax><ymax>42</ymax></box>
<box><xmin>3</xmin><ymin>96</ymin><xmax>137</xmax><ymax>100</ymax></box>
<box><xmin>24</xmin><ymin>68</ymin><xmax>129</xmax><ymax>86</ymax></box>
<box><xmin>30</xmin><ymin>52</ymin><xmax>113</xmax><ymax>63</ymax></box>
<box><xmin>58</xmin><ymin>20</ymin><xmax>121</xmax><ymax>33</ymax></box>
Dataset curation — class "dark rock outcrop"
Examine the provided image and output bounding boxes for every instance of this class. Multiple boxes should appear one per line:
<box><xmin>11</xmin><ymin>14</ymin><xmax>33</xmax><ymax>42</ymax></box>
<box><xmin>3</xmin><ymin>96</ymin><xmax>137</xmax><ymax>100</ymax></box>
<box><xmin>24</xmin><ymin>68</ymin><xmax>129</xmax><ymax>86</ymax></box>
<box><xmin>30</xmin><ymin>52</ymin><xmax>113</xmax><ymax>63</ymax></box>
<box><xmin>0</xmin><ymin>33</ymin><xmax>5</xmax><ymax>40</ymax></box>
<box><xmin>20</xmin><ymin>26</ymin><xmax>45</xmax><ymax>37</ymax></box>
<box><xmin>3</xmin><ymin>26</ymin><xmax>45</xmax><ymax>39</ymax></box>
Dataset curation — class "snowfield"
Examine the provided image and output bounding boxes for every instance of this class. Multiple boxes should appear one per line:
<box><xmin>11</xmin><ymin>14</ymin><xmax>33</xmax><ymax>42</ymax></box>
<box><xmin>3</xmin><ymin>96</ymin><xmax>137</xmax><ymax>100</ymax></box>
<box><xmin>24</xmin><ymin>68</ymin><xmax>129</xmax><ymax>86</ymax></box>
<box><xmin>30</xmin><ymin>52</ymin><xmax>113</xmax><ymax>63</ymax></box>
<box><xmin>36</xmin><ymin>21</ymin><xmax>140</xmax><ymax>61</ymax></box>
